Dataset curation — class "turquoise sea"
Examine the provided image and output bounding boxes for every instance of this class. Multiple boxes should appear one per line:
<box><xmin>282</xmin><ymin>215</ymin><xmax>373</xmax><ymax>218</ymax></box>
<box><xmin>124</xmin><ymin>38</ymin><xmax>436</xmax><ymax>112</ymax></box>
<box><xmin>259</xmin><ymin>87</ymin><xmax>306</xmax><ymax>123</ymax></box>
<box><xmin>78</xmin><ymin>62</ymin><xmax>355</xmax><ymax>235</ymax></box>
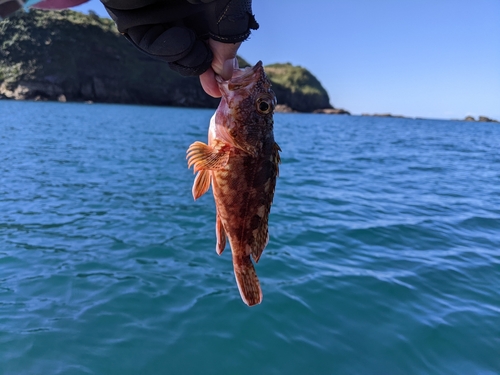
<box><xmin>1</xmin><ymin>100</ymin><xmax>499</xmax><ymax>375</ymax></box>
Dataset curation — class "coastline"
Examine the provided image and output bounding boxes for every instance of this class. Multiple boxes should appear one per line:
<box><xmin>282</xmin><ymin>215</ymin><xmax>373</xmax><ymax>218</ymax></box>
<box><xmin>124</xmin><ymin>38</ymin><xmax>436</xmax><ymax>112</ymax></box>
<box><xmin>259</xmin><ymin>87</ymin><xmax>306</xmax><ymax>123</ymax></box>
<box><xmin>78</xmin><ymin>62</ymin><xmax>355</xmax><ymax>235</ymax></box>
<box><xmin>2</xmin><ymin>96</ymin><xmax>497</xmax><ymax>123</ymax></box>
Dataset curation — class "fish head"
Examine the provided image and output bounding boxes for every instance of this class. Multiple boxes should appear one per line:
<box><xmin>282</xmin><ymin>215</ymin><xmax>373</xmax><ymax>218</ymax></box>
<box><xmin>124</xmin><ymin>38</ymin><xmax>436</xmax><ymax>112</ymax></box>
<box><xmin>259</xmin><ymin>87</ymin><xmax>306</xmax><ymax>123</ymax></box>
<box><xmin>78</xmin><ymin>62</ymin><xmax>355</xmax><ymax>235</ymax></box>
<box><xmin>214</xmin><ymin>61</ymin><xmax>276</xmax><ymax>155</ymax></box>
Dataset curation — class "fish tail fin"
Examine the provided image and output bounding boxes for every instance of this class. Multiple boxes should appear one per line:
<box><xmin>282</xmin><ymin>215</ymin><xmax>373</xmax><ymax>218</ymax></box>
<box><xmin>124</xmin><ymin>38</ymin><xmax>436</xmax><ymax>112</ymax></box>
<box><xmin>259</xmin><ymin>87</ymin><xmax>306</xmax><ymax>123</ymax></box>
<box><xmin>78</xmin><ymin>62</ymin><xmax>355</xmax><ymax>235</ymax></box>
<box><xmin>233</xmin><ymin>255</ymin><xmax>262</xmax><ymax>306</ymax></box>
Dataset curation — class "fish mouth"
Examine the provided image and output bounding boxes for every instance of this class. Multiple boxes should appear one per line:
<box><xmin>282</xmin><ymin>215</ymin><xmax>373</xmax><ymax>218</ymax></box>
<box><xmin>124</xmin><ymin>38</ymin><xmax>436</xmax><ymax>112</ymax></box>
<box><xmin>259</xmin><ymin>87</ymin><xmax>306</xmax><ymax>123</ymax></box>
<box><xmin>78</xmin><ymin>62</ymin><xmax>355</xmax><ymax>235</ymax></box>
<box><xmin>216</xmin><ymin>61</ymin><xmax>266</xmax><ymax>91</ymax></box>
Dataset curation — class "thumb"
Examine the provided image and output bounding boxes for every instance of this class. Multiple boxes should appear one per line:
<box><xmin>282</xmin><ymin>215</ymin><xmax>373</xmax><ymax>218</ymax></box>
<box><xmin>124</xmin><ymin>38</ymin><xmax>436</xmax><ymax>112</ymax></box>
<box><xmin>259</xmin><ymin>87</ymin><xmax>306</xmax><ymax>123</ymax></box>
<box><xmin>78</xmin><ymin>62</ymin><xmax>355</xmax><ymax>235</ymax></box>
<box><xmin>209</xmin><ymin>39</ymin><xmax>241</xmax><ymax>80</ymax></box>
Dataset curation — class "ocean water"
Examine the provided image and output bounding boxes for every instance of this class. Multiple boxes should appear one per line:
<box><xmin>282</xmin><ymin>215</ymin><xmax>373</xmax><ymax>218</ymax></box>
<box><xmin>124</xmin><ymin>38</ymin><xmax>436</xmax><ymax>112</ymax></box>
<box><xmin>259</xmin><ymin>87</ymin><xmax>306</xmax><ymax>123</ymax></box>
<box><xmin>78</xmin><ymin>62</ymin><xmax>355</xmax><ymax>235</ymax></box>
<box><xmin>1</xmin><ymin>100</ymin><xmax>499</xmax><ymax>375</ymax></box>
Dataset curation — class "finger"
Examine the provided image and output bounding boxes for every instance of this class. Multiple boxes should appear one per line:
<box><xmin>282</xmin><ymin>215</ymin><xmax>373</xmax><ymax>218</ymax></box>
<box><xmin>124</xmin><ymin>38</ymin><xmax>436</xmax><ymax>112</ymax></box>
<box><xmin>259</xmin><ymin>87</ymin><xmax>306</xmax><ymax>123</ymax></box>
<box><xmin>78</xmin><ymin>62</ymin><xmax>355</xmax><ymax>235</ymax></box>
<box><xmin>200</xmin><ymin>67</ymin><xmax>222</xmax><ymax>98</ymax></box>
<box><xmin>209</xmin><ymin>39</ymin><xmax>241</xmax><ymax>80</ymax></box>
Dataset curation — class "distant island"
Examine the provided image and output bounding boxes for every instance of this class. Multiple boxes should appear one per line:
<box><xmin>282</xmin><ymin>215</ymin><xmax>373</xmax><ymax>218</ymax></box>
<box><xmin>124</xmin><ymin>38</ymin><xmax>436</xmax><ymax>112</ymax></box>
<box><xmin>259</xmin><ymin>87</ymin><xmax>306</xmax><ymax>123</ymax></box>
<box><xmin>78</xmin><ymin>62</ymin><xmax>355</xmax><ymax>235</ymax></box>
<box><xmin>357</xmin><ymin>113</ymin><xmax>499</xmax><ymax>123</ymax></box>
<box><xmin>0</xmin><ymin>9</ymin><xmax>343</xmax><ymax>113</ymax></box>
<box><xmin>463</xmin><ymin>115</ymin><xmax>499</xmax><ymax>123</ymax></box>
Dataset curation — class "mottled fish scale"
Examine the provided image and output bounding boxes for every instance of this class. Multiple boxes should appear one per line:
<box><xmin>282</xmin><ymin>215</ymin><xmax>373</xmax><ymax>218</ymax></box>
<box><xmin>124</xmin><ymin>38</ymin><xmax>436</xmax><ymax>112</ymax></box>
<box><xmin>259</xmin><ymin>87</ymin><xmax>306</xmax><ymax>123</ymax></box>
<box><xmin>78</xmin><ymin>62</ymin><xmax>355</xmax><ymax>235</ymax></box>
<box><xmin>187</xmin><ymin>61</ymin><xmax>280</xmax><ymax>306</ymax></box>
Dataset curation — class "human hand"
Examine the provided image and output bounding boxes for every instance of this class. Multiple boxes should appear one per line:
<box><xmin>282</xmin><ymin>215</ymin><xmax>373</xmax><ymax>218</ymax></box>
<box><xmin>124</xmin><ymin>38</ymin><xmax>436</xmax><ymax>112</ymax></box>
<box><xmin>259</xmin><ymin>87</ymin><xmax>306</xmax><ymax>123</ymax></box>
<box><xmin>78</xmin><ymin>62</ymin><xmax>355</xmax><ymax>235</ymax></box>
<box><xmin>200</xmin><ymin>39</ymin><xmax>241</xmax><ymax>98</ymax></box>
<box><xmin>101</xmin><ymin>0</ymin><xmax>258</xmax><ymax>93</ymax></box>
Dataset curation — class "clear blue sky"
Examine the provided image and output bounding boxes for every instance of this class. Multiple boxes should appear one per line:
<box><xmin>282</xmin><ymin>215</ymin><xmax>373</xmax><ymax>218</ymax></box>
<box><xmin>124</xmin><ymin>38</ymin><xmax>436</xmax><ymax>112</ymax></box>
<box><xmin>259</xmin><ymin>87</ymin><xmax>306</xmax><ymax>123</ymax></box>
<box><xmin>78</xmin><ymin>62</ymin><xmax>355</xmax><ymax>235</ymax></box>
<box><xmin>74</xmin><ymin>0</ymin><xmax>500</xmax><ymax>120</ymax></box>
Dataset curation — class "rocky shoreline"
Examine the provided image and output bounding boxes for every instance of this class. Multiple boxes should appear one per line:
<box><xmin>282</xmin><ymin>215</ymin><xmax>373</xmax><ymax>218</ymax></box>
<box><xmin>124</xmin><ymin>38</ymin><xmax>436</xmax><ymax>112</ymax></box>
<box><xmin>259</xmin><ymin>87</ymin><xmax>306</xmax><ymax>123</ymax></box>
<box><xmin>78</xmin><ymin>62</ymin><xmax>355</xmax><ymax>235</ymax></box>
<box><xmin>2</xmin><ymin>90</ymin><xmax>497</xmax><ymax>123</ymax></box>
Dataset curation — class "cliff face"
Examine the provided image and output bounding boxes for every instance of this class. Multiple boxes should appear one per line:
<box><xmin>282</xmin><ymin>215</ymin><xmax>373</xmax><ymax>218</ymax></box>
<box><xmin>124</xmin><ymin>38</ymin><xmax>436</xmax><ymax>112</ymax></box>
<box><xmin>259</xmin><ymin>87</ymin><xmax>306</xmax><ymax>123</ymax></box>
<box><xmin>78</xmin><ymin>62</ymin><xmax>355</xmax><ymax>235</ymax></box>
<box><xmin>1</xmin><ymin>10</ymin><xmax>332</xmax><ymax>112</ymax></box>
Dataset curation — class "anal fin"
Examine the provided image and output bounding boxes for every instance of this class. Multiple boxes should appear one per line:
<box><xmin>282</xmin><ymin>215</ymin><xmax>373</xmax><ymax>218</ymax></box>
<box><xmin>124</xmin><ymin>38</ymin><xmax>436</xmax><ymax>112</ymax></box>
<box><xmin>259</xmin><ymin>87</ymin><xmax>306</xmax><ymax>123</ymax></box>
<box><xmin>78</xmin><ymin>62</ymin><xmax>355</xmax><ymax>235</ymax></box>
<box><xmin>251</xmin><ymin>222</ymin><xmax>269</xmax><ymax>263</ymax></box>
<box><xmin>216</xmin><ymin>212</ymin><xmax>226</xmax><ymax>255</ymax></box>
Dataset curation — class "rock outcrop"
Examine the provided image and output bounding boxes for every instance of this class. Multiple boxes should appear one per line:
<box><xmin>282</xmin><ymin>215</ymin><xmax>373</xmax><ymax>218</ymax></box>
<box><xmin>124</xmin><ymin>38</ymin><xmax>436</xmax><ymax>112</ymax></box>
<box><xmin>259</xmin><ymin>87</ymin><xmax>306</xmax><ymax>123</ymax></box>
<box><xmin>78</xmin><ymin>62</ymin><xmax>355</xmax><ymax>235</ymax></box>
<box><xmin>274</xmin><ymin>104</ymin><xmax>297</xmax><ymax>113</ymax></box>
<box><xmin>361</xmin><ymin>113</ymin><xmax>407</xmax><ymax>118</ymax></box>
<box><xmin>478</xmin><ymin>116</ymin><xmax>499</xmax><ymax>123</ymax></box>
<box><xmin>263</xmin><ymin>63</ymin><xmax>333</xmax><ymax>112</ymax></box>
<box><xmin>313</xmin><ymin>108</ymin><xmax>350</xmax><ymax>115</ymax></box>
<box><xmin>463</xmin><ymin>116</ymin><xmax>499</xmax><ymax>123</ymax></box>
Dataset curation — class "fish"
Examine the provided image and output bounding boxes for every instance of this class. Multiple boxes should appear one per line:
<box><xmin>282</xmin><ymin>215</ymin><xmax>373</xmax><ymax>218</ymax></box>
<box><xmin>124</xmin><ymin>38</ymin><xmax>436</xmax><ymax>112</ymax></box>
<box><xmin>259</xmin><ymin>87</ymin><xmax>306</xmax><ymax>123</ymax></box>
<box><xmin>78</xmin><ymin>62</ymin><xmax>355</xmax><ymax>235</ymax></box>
<box><xmin>186</xmin><ymin>61</ymin><xmax>280</xmax><ymax>306</ymax></box>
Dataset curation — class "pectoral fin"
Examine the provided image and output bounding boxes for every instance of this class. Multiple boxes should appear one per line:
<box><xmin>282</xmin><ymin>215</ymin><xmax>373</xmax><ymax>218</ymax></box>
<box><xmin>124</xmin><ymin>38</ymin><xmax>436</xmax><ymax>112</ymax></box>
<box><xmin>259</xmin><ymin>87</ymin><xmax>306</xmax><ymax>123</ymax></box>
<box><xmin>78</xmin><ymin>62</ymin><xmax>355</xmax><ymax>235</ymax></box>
<box><xmin>186</xmin><ymin>140</ymin><xmax>230</xmax><ymax>172</ymax></box>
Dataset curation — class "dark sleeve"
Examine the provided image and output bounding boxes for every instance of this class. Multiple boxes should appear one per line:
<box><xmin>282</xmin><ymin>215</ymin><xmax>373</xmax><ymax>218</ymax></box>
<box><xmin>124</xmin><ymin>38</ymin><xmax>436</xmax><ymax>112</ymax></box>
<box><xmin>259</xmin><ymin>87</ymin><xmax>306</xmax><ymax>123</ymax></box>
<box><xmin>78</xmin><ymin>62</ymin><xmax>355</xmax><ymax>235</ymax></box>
<box><xmin>101</xmin><ymin>0</ymin><xmax>258</xmax><ymax>76</ymax></box>
<box><xmin>0</xmin><ymin>0</ymin><xmax>23</xmax><ymax>19</ymax></box>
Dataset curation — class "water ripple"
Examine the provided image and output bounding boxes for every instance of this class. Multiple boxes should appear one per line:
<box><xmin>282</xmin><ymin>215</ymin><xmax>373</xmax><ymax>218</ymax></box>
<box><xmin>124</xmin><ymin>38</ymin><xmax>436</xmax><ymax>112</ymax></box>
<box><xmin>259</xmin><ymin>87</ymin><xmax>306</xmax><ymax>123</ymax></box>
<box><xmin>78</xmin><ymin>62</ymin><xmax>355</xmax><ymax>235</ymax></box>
<box><xmin>1</xmin><ymin>102</ymin><xmax>500</xmax><ymax>374</ymax></box>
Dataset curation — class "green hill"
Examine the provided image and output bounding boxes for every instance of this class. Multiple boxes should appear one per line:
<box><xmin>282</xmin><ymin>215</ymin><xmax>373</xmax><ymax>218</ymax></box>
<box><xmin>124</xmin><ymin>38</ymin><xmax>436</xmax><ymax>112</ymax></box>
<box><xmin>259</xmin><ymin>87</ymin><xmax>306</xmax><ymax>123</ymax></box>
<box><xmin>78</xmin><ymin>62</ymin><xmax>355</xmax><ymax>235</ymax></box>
<box><xmin>265</xmin><ymin>63</ymin><xmax>332</xmax><ymax>112</ymax></box>
<box><xmin>0</xmin><ymin>9</ymin><xmax>333</xmax><ymax>112</ymax></box>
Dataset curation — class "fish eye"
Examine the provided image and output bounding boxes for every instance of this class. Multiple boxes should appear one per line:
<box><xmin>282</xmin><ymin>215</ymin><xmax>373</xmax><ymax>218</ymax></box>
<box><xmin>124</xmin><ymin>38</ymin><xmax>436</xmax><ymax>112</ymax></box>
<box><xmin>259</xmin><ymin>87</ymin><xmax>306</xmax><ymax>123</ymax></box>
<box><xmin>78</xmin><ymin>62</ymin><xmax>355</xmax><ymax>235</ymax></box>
<box><xmin>256</xmin><ymin>97</ymin><xmax>273</xmax><ymax>114</ymax></box>
<box><xmin>259</xmin><ymin>101</ymin><xmax>270</xmax><ymax>112</ymax></box>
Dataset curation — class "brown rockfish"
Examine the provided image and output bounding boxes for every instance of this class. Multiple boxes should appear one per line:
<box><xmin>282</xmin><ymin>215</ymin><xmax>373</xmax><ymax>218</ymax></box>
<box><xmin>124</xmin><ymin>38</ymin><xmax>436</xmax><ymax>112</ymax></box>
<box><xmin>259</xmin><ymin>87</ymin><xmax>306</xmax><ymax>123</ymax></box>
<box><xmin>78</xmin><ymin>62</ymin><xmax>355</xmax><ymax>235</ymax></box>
<box><xmin>186</xmin><ymin>61</ymin><xmax>280</xmax><ymax>306</ymax></box>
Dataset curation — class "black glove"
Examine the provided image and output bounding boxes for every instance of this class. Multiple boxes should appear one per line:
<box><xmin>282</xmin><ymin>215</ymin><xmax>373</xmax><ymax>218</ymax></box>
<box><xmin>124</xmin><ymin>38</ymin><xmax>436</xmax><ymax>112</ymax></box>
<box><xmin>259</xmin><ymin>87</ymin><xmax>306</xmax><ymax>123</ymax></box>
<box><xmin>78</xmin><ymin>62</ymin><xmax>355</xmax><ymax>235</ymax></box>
<box><xmin>0</xmin><ymin>0</ymin><xmax>24</xmax><ymax>19</ymax></box>
<box><xmin>101</xmin><ymin>0</ymin><xmax>259</xmax><ymax>76</ymax></box>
